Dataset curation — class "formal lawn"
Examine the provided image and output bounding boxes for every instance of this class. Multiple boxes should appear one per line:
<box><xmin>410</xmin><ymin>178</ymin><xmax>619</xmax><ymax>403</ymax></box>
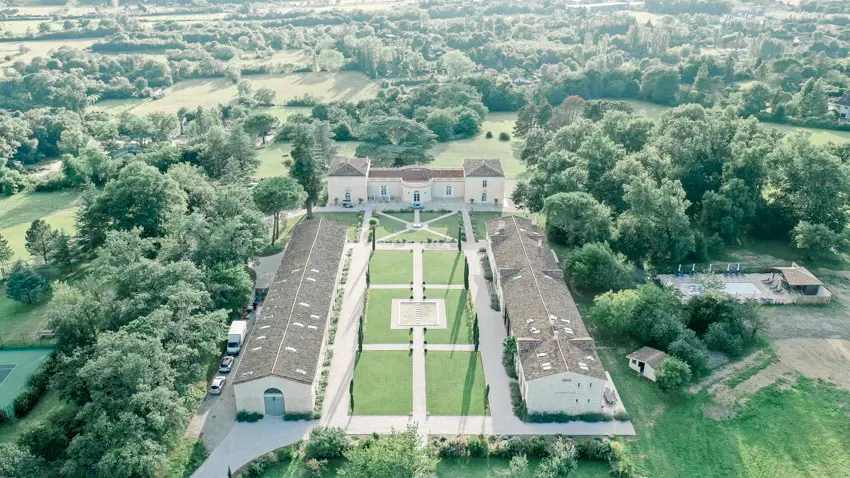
<box><xmin>597</xmin><ymin>345</ymin><xmax>850</xmax><ymax>477</ymax></box>
<box><xmin>368</xmin><ymin>250</ymin><xmax>413</xmax><ymax>284</ymax></box>
<box><xmin>373</xmin><ymin>214</ymin><xmax>409</xmax><ymax>239</ymax></box>
<box><xmin>0</xmin><ymin>191</ymin><xmax>80</xmax><ymax>260</ymax></box>
<box><xmin>424</xmin><ymin>289</ymin><xmax>472</xmax><ymax>344</ymax></box>
<box><xmin>311</xmin><ymin>212</ymin><xmax>361</xmax><ymax>242</ymax></box>
<box><xmin>425</xmin><ymin>214</ymin><xmax>462</xmax><ymax>240</ymax></box>
<box><xmin>364</xmin><ymin>289</ymin><xmax>413</xmax><ymax>344</ymax></box>
<box><xmin>419</xmin><ymin>211</ymin><xmax>450</xmax><ymax>223</ymax></box>
<box><xmin>386</xmin><ymin>229</ymin><xmax>449</xmax><ymax>243</ymax></box>
<box><xmin>425</xmin><ymin>351</ymin><xmax>488</xmax><ymax>416</ymax></box>
<box><xmin>422</xmin><ymin>251</ymin><xmax>465</xmax><ymax>285</ymax></box>
<box><xmin>428</xmin><ymin>112</ymin><xmax>527</xmax><ymax>179</ymax></box>
<box><xmin>380</xmin><ymin>211</ymin><xmax>415</xmax><ymax>223</ymax></box>
<box><xmin>351</xmin><ymin>351</ymin><xmax>412</xmax><ymax>415</ymax></box>
<box><xmin>469</xmin><ymin>211</ymin><xmax>503</xmax><ymax>242</ymax></box>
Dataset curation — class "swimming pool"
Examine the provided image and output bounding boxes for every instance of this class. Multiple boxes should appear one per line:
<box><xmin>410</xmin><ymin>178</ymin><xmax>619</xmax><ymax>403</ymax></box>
<box><xmin>680</xmin><ymin>282</ymin><xmax>762</xmax><ymax>296</ymax></box>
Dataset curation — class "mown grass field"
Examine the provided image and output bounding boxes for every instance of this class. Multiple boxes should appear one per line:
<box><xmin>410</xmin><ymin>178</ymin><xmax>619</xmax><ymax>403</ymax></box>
<box><xmin>0</xmin><ymin>39</ymin><xmax>96</xmax><ymax>67</ymax></box>
<box><xmin>253</xmin><ymin>141</ymin><xmax>360</xmax><ymax>180</ymax></box>
<box><xmin>128</xmin><ymin>72</ymin><xmax>381</xmax><ymax>115</ymax></box>
<box><xmin>0</xmin><ymin>191</ymin><xmax>80</xmax><ymax>261</ymax></box>
<box><xmin>364</xmin><ymin>289</ymin><xmax>413</xmax><ymax>344</ymax></box>
<box><xmin>422</xmin><ymin>251</ymin><xmax>464</xmax><ymax>285</ymax></box>
<box><xmin>351</xmin><ymin>351</ymin><xmax>412</xmax><ymax>415</ymax></box>
<box><xmin>368</xmin><ymin>250</ymin><xmax>413</xmax><ymax>284</ymax></box>
<box><xmin>423</xmin><ymin>289</ymin><xmax>472</xmax><ymax>345</ymax></box>
<box><xmin>428</xmin><ymin>112</ymin><xmax>526</xmax><ymax>179</ymax></box>
<box><xmin>425</xmin><ymin>351</ymin><xmax>488</xmax><ymax>416</ymax></box>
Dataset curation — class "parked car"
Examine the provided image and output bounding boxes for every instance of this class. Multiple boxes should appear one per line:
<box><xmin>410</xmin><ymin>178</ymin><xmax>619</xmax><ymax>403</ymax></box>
<box><xmin>410</xmin><ymin>202</ymin><xmax>424</xmax><ymax>210</ymax></box>
<box><xmin>342</xmin><ymin>199</ymin><xmax>354</xmax><ymax>208</ymax></box>
<box><xmin>219</xmin><ymin>356</ymin><xmax>234</xmax><ymax>373</ymax></box>
<box><xmin>209</xmin><ymin>376</ymin><xmax>226</xmax><ymax>395</ymax></box>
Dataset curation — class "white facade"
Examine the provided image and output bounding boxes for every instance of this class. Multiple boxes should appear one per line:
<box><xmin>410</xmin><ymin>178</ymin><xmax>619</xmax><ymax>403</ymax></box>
<box><xmin>837</xmin><ymin>104</ymin><xmax>850</xmax><ymax>120</ymax></box>
<box><xmin>628</xmin><ymin>358</ymin><xmax>659</xmax><ymax>382</ymax></box>
<box><xmin>464</xmin><ymin>176</ymin><xmax>505</xmax><ymax>205</ymax></box>
<box><xmin>516</xmin><ymin>353</ymin><xmax>607</xmax><ymax>414</ymax></box>
<box><xmin>327</xmin><ymin>176</ymin><xmax>369</xmax><ymax>206</ymax></box>
<box><xmin>234</xmin><ymin>375</ymin><xmax>314</xmax><ymax>416</ymax></box>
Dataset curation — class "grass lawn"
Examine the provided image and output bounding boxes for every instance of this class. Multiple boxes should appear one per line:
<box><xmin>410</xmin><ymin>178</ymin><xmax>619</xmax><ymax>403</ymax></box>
<box><xmin>368</xmin><ymin>250</ymin><xmax>413</xmax><ymax>284</ymax></box>
<box><xmin>469</xmin><ymin>211</ymin><xmax>503</xmax><ymax>242</ymax></box>
<box><xmin>162</xmin><ymin>437</ymin><xmax>207</xmax><ymax>478</ymax></box>
<box><xmin>85</xmin><ymin>97</ymin><xmax>145</xmax><ymax>114</ymax></box>
<box><xmin>0</xmin><ymin>293</ymin><xmax>50</xmax><ymax>347</ymax></box>
<box><xmin>425</xmin><ymin>351</ymin><xmax>488</xmax><ymax>416</ymax></box>
<box><xmin>373</xmin><ymin>214</ymin><xmax>409</xmax><ymax>239</ymax></box>
<box><xmin>428</xmin><ymin>113</ymin><xmax>527</xmax><ymax>179</ymax></box>
<box><xmin>252</xmin><ymin>141</ymin><xmax>360</xmax><ymax>180</ymax></box>
<box><xmin>422</xmin><ymin>251</ymin><xmax>464</xmax><ymax>285</ymax></box>
<box><xmin>436</xmin><ymin>458</ymin><xmax>611</xmax><ymax>477</ymax></box>
<box><xmin>419</xmin><ymin>211</ymin><xmax>451</xmax><ymax>223</ymax></box>
<box><xmin>364</xmin><ymin>289</ymin><xmax>413</xmax><ymax>344</ymax></box>
<box><xmin>130</xmin><ymin>72</ymin><xmax>381</xmax><ymax>115</ymax></box>
<box><xmin>351</xmin><ymin>351</ymin><xmax>412</xmax><ymax>415</ymax></box>
<box><xmin>311</xmin><ymin>212</ymin><xmax>361</xmax><ymax>242</ymax></box>
<box><xmin>425</xmin><ymin>214</ymin><xmax>462</xmax><ymax>240</ymax></box>
<box><xmin>424</xmin><ymin>289</ymin><xmax>472</xmax><ymax>344</ymax></box>
<box><xmin>596</xmin><ymin>345</ymin><xmax>850</xmax><ymax>477</ymax></box>
<box><xmin>380</xmin><ymin>211</ymin><xmax>415</xmax><ymax>223</ymax></box>
<box><xmin>0</xmin><ymin>191</ymin><xmax>80</xmax><ymax>260</ymax></box>
<box><xmin>386</xmin><ymin>229</ymin><xmax>449</xmax><ymax>243</ymax></box>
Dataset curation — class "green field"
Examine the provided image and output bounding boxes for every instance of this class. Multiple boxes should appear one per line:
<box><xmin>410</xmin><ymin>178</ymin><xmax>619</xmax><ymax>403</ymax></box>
<box><xmin>386</xmin><ymin>229</ymin><xmax>448</xmax><ymax>243</ymax></box>
<box><xmin>0</xmin><ymin>39</ymin><xmax>97</xmax><ymax>67</ymax></box>
<box><xmin>351</xmin><ymin>351</ymin><xmax>412</xmax><ymax>415</ymax></box>
<box><xmin>86</xmin><ymin>98</ymin><xmax>146</xmax><ymax>114</ymax></box>
<box><xmin>128</xmin><ymin>72</ymin><xmax>381</xmax><ymax>115</ymax></box>
<box><xmin>469</xmin><ymin>211</ymin><xmax>503</xmax><ymax>242</ymax></box>
<box><xmin>364</xmin><ymin>289</ymin><xmax>413</xmax><ymax>344</ymax></box>
<box><xmin>0</xmin><ymin>292</ymin><xmax>51</xmax><ymax>347</ymax></box>
<box><xmin>373</xmin><ymin>213</ymin><xmax>409</xmax><ymax>239</ymax></box>
<box><xmin>424</xmin><ymin>289</ymin><xmax>472</xmax><ymax>345</ymax></box>
<box><xmin>0</xmin><ymin>191</ymin><xmax>80</xmax><ymax>261</ymax></box>
<box><xmin>436</xmin><ymin>457</ymin><xmax>611</xmax><ymax>477</ymax></box>
<box><xmin>422</xmin><ymin>251</ymin><xmax>464</xmax><ymax>285</ymax></box>
<box><xmin>254</xmin><ymin>141</ymin><xmax>360</xmax><ymax>180</ymax></box>
<box><xmin>622</xmin><ymin>98</ymin><xmax>850</xmax><ymax>145</ymax></box>
<box><xmin>425</xmin><ymin>351</ymin><xmax>488</xmax><ymax>416</ymax></box>
<box><xmin>424</xmin><ymin>214</ymin><xmax>462</xmax><ymax>240</ymax></box>
<box><xmin>368</xmin><ymin>250</ymin><xmax>413</xmax><ymax>284</ymax></box>
<box><xmin>0</xmin><ymin>347</ymin><xmax>53</xmax><ymax>410</ymax></box>
<box><xmin>428</xmin><ymin>112</ymin><xmax>525</xmax><ymax>179</ymax></box>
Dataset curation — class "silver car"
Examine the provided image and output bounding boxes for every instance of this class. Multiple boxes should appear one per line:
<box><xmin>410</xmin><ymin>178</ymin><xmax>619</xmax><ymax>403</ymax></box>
<box><xmin>219</xmin><ymin>356</ymin><xmax>234</xmax><ymax>373</ymax></box>
<box><xmin>209</xmin><ymin>376</ymin><xmax>226</xmax><ymax>395</ymax></box>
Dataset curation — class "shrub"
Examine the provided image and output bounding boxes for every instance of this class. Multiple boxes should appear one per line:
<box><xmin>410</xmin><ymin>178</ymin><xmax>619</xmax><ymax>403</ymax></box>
<box><xmin>576</xmin><ymin>439</ymin><xmax>614</xmax><ymax>460</ymax></box>
<box><xmin>236</xmin><ymin>410</ymin><xmax>263</xmax><ymax>422</ymax></box>
<box><xmin>490</xmin><ymin>293</ymin><xmax>500</xmax><ymax>311</ymax></box>
<box><xmin>656</xmin><ymin>357</ymin><xmax>692</xmax><ymax>392</ymax></box>
<box><xmin>502</xmin><ymin>337</ymin><xmax>517</xmax><ymax>379</ymax></box>
<box><xmin>0</xmin><ymin>407</ymin><xmax>9</xmax><ymax>425</ymax></box>
<box><xmin>509</xmin><ymin>382</ymin><xmax>527</xmax><ymax>420</ymax></box>
<box><xmin>467</xmin><ymin>435</ymin><xmax>489</xmax><ymax>457</ymax></box>
<box><xmin>305</xmin><ymin>426</ymin><xmax>348</xmax><ymax>460</ymax></box>
<box><xmin>245</xmin><ymin>460</ymin><xmax>267</xmax><ymax>477</ymax></box>
<box><xmin>524</xmin><ymin>435</ymin><xmax>549</xmax><ymax>458</ymax></box>
<box><xmin>284</xmin><ymin>412</ymin><xmax>313</xmax><ymax>421</ymax></box>
<box><xmin>12</xmin><ymin>386</ymin><xmax>40</xmax><ymax>418</ymax></box>
<box><xmin>486</xmin><ymin>131</ymin><xmax>493</xmax><ymax>138</ymax></box>
<box><xmin>438</xmin><ymin>436</ymin><xmax>468</xmax><ymax>458</ymax></box>
<box><xmin>498</xmin><ymin>132</ymin><xmax>510</xmax><ymax>141</ymax></box>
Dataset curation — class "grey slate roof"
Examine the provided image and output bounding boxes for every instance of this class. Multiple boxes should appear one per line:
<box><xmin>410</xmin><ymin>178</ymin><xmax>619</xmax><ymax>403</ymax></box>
<box><xmin>464</xmin><ymin>159</ymin><xmax>505</xmax><ymax>177</ymax></box>
<box><xmin>488</xmin><ymin>216</ymin><xmax>606</xmax><ymax>381</ymax></box>
<box><xmin>235</xmin><ymin>218</ymin><xmax>348</xmax><ymax>385</ymax></box>
<box><xmin>833</xmin><ymin>93</ymin><xmax>850</xmax><ymax>107</ymax></box>
<box><xmin>627</xmin><ymin>347</ymin><xmax>668</xmax><ymax>368</ymax></box>
<box><xmin>328</xmin><ymin>157</ymin><xmax>370</xmax><ymax>176</ymax></box>
<box><xmin>369</xmin><ymin>166</ymin><xmax>464</xmax><ymax>181</ymax></box>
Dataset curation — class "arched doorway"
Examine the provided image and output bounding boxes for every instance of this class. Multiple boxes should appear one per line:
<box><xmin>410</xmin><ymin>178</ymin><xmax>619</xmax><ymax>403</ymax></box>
<box><xmin>264</xmin><ymin>388</ymin><xmax>285</xmax><ymax>416</ymax></box>
<box><xmin>413</xmin><ymin>190</ymin><xmax>421</xmax><ymax>202</ymax></box>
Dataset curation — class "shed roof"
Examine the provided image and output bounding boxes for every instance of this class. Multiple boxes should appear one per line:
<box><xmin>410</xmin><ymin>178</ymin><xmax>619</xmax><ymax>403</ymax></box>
<box><xmin>773</xmin><ymin>265</ymin><xmax>823</xmax><ymax>287</ymax></box>
<box><xmin>626</xmin><ymin>347</ymin><xmax>669</xmax><ymax>368</ymax></box>
<box><xmin>235</xmin><ymin>218</ymin><xmax>347</xmax><ymax>385</ymax></box>
<box><xmin>488</xmin><ymin>216</ymin><xmax>606</xmax><ymax>381</ymax></box>
<box><xmin>463</xmin><ymin>159</ymin><xmax>505</xmax><ymax>177</ymax></box>
<box><xmin>328</xmin><ymin>157</ymin><xmax>370</xmax><ymax>177</ymax></box>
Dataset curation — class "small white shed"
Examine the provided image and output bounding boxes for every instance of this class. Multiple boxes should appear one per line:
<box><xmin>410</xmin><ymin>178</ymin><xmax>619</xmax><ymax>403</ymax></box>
<box><xmin>626</xmin><ymin>347</ymin><xmax>669</xmax><ymax>382</ymax></box>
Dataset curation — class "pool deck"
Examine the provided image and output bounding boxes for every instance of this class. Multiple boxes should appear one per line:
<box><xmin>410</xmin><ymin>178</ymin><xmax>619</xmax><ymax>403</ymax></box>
<box><xmin>658</xmin><ymin>273</ymin><xmax>801</xmax><ymax>304</ymax></box>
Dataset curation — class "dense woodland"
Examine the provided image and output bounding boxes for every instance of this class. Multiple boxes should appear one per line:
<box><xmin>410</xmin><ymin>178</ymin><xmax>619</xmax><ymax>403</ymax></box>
<box><xmin>1</xmin><ymin>0</ymin><xmax>850</xmax><ymax>476</ymax></box>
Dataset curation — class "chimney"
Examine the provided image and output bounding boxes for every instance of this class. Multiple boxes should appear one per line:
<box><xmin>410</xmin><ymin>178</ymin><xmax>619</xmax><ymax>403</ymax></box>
<box><xmin>497</xmin><ymin>221</ymin><xmax>505</xmax><ymax>233</ymax></box>
<box><xmin>554</xmin><ymin>330</ymin><xmax>559</xmax><ymax>340</ymax></box>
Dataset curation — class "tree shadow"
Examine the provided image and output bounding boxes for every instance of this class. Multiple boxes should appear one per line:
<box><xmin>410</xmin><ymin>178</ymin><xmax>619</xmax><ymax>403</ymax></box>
<box><xmin>460</xmin><ymin>352</ymin><xmax>477</xmax><ymax>416</ymax></box>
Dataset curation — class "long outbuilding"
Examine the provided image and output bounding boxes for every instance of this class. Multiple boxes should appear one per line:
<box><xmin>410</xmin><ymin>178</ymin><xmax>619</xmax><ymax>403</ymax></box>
<box><xmin>234</xmin><ymin>218</ymin><xmax>348</xmax><ymax>417</ymax></box>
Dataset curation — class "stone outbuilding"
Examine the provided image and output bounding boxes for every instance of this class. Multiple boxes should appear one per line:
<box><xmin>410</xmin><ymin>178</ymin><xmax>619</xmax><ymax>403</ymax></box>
<box><xmin>626</xmin><ymin>347</ymin><xmax>669</xmax><ymax>382</ymax></box>
<box><xmin>233</xmin><ymin>218</ymin><xmax>347</xmax><ymax>417</ymax></box>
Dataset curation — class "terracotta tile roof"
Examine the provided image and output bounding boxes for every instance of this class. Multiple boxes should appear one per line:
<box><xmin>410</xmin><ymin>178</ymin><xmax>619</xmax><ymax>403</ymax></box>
<box><xmin>328</xmin><ymin>157</ymin><xmax>369</xmax><ymax>177</ymax></box>
<box><xmin>368</xmin><ymin>166</ymin><xmax>464</xmax><ymax>182</ymax></box>
<box><xmin>464</xmin><ymin>159</ymin><xmax>505</xmax><ymax>177</ymax></box>
<box><xmin>627</xmin><ymin>347</ymin><xmax>669</xmax><ymax>368</ymax></box>
<box><xmin>773</xmin><ymin>265</ymin><xmax>823</xmax><ymax>286</ymax></box>
<box><xmin>488</xmin><ymin>215</ymin><xmax>606</xmax><ymax>381</ymax></box>
<box><xmin>235</xmin><ymin>218</ymin><xmax>348</xmax><ymax>385</ymax></box>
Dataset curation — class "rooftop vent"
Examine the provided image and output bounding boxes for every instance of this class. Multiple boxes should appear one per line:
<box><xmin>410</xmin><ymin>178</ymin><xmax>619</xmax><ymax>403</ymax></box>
<box><xmin>252</xmin><ymin>346</ymin><xmax>262</xmax><ymax>352</ymax></box>
<box><xmin>586</xmin><ymin>355</ymin><xmax>595</xmax><ymax>361</ymax></box>
<box><xmin>565</xmin><ymin>327</ymin><xmax>574</xmax><ymax>334</ymax></box>
<box><xmin>307</xmin><ymin>277</ymin><xmax>317</xmax><ymax>282</ymax></box>
<box><xmin>261</xmin><ymin>325</ymin><xmax>271</xmax><ymax>329</ymax></box>
<box><xmin>578</xmin><ymin>362</ymin><xmax>589</xmax><ymax>371</ymax></box>
<box><xmin>242</xmin><ymin>371</ymin><xmax>253</xmax><ymax>377</ymax></box>
<box><xmin>541</xmin><ymin>362</ymin><xmax>551</xmax><ymax>367</ymax></box>
<box><xmin>294</xmin><ymin>322</ymin><xmax>304</xmax><ymax>327</ymax></box>
<box><xmin>498</xmin><ymin>221</ymin><xmax>505</xmax><ymax>233</ymax></box>
<box><xmin>527</xmin><ymin>318</ymin><xmax>535</xmax><ymax>324</ymax></box>
<box><xmin>532</xmin><ymin>217</ymin><xmax>538</xmax><ymax>227</ymax></box>
<box><xmin>308</xmin><ymin>325</ymin><xmax>318</xmax><ymax>330</ymax></box>
<box><xmin>299</xmin><ymin>302</ymin><xmax>310</xmax><ymax>307</ymax></box>
<box><xmin>311</xmin><ymin>269</ymin><xmax>319</xmax><ymax>273</ymax></box>
<box><xmin>291</xmin><ymin>269</ymin><xmax>301</xmax><ymax>274</ymax></box>
<box><xmin>296</xmin><ymin>368</ymin><xmax>306</xmax><ymax>375</ymax></box>
<box><xmin>257</xmin><ymin>336</ymin><xmax>266</xmax><ymax>340</ymax></box>
<box><xmin>560</xmin><ymin>318</ymin><xmax>570</xmax><ymax>323</ymax></box>
<box><xmin>285</xmin><ymin>346</ymin><xmax>297</xmax><ymax>352</ymax></box>
<box><xmin>537</xmin><ymin>352</ymin><xmax>548</xmax><ymax>357</ymax></box>
<box><xmin>310</xmin><ymin>314</ymin><xmax>320</xmax><ymax>319</ymax></box>
<box><xmin>542</xmin><ymin>365</ymin><xmax>552</xmax><ymax>371</ymax></box>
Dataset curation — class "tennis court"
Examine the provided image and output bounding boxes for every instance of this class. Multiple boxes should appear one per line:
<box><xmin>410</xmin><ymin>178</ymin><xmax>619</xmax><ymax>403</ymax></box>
<box><xmin>0</xmin><ymin>347</ymin><xmax>53</xmax><ymax>409</ymax></box>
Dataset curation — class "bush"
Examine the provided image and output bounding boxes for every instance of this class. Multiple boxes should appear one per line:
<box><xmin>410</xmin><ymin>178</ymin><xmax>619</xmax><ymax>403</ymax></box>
<box><xmin>565</xmin><ymin>243</ymin><xmax>634</xmax><ymax>291</ymax></box>
<box><xmin>437</xmin><ymin>436</ymin><xmax>468</xmax><ymax>458</ymax></box>
<box><xmin>305</xmin><ymin>426</ymin><xmax>348</xmax><ymax>460</ymax></box>
<box><xmin>486</xmin><ymin>131</ymin><xmax>493</xmax><ymax>139</ymax></box>
<box><xmin>502</xmin><ymin>337</ymin><xmax>517</xmax><ymax>379</ymax></box>
<box><xmin>524</xmin><ymin>435</ymin><xmax>549</xmax><ymax>458</ymax></box>
<box><xmin>656</xmin><ymin>357</ymin><xmax>692</xmax><ymax>392</ymax></box>
<box><xmin>0</xmin><ymin>407</ymin><xmax>9</xmax><ymax>425</ymax></box>
<box><xmin>526</xmin><ymin>412</ymin><xmax>612</xmax><ymax>423</ymax></box>
<box><xmin>498</xmin><ymin>132</ymin><xmax>511</xmax><ymax>141</ymax></box>
<box><xmin>236</xmin><ymin>410</ymin><xmax>263</xmax><ymax>422</ymax></box>
<box><xmin>490</xmin><ymin>293</ymin><xmax>500</xmax><ymax>311</ymax></box>
<box><xmin>245</xmin><ymin>459</ymin><xmax>267</xmax><ymax>477</ymax></box>
<box><xmin>576</xmin><ymin>439</ymin><xmax>614</xmax><ymax>460</ymax></box>
<box><xmin>467</xmin><ymin>435</ymin><xmax>489</xmax><ymax>457</ymax></box>
<box><xmin>12</xmin><ymin>386</ymin><xmax>40</xmax><ymax>418</ymax></box>
<box><xmin>284</xmin><ymin>412</ymin><xmax>313</xmax><ymax>421</ymax></box>
<box><xmin>509</xmin><ymin>382</ymin><xmax>527</xmax><ymax>420</ymax></box>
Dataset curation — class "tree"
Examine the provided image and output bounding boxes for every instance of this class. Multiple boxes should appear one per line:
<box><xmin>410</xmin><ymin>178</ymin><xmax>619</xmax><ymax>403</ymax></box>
<box><xmin>305</xmin><ymin>427</ymin><xmax>349</xmax><ymax>460</ymax></box>
<box><xmin>50</xmin><ymin>230</ymin><xmax>73</xmax><ymax>269</ymax></box>
<box><xmin>537</xmin><ymin>438</ymin><xmax>578</xmax><ymax>478</ymax></box>
<box><xmin>566</xmin><ymin>243</ymin><xmax>634</xmax><ymax>291</ymax></box>
<box><xmin>496</xmin><ymin>455</ymin><xmax>528</xmax><ymax>478</ymax></box>
<box><xmin>369</xmin><ymin>217</ymin><xmax>379</xmax><ymax>251</ymax></box>
<box><xmin>5</xmin><ymin>261</ymin><xmax>51</xmax><ymax>304</ymax></box>
<box><xmin>737</xmin><ymin>82</ymin><xmax>773</xmax><ymax>117</ymax></box>
<box><xmin>57</xmin><ymin>125</ymin><xmax>89</xmax><ymax>156</ymax></box>
<box><xmin>317</xmin><ymin>49</ymin><xmax>345</xmax><ymax>72</ymax></box>
<box><xmin>355</xmin><ymin>116</ymin><xmax>436</xmax><ymax>167</ymax></box>
<box><xmin>441</xmin><ymin>50</ymin><xmax>475</xmax><ymax>79</ymax></box>
<box><xmin>795</xmin><ymin>78</ymin><xmax>828</xmax><ymax>119</ymax></box>
<box><xmin>514</xmin><ymin>90</ymin><xmax>552</xmax><ymax>137</ymax></box>
<box><xmin>463</xmin><ymin>258</ymin><xmax>469</xmax><ymax>289</ymax></box>
<box><xmin>519</xmin><ymin>128</ymin><xmax>550</xmax><ymax>167</ymax></box>
<box><xmin>147</xmin><ymin>112</ymin><xmax>179</xmax><ymax>143</ymax></box>
<box><xmin>0</xmin><ymin>443</ymin><xmax>41</xmax><ymax>477</ymax></box>
<box><xmin>0</xmin><ymin>233</ymin><xmax>12</xmax><ymax>277</ymax></box>
<box><xmin>290</xmin><ymin>126</ymin><xmax>325</xmax><ymax>219</ymax></box>
<box><xmin>243</xmin><ymin>113</ymin><xmax>279</xmax><ymax>145</ymax></box>
<box><xmin>339</xmin><ymin>425</ymin><xmax>437</xmax><ymax>477</ymax></box>
<box><xmin>656</xmin><ymin>357</ymin><xmax>692</xmax><ymax>392</ymax></box>
<box><xmin>425</xmin><ymin>109</ymin><xmax>457</xmax><ymax>142</ymax></box>
<box><xmin>0</xmin><ymin>114</ymin><xmax>33</xmax><ymax>168</ymax></box>
<box><xmin>237</xmin><ymin>79</ymin><xmax>254</xmax><ymax>103</ymax></box>
<box><xmin>668</xmin><ymin>329</ymin><xmax>709</xmax><ymax>375</ymax></box>
<box><xmin>544</xmin><ymin>192</ymin><xmax>613</xmax><ymax>247</ymax></box>
<box><xmin>548</xmin><ymin>96</ymin><xmax>585</xmax><ymax>131</ymax></box>
<box><xmin>25</xmin><ymin>219</ymin><xmax>56</xmax><ymax>263</ymax></box>
<box><xmin>641</xmin><ymin>65</ymin><xmax>681</xmax><ymax>105</ymax></box>
<box><xmin>254</xmin><ymin>87</ymin><xmax>276</xmax><ymax>106</ymax></box>
<box><xmin>208</xmin><ymin>264</ymin><xmax>254</xmax><ymax>319</ymax></box>
<box><xmin>701</xmin><ymin>179</ymin><xmax>757</xmax><ymax>240</ymax></box>
<box><xmin>252</xmin><ymin>176</ymin><xmax>306</xmax><ymax>244</ymax></box>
